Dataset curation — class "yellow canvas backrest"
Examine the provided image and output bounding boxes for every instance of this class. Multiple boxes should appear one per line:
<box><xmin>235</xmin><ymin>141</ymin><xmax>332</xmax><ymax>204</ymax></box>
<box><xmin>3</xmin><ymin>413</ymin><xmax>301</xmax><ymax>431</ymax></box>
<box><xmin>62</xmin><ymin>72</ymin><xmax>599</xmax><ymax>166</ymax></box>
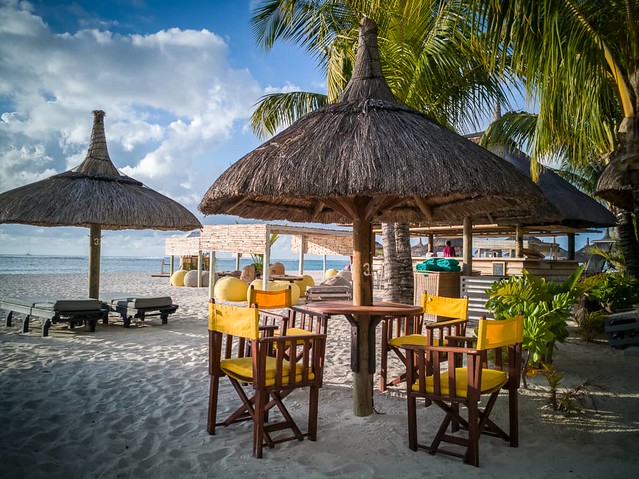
<box><xmin>421</xmin><ymin>294</ymin><xmax>469</xmax><ymax>320</ymax></box>
<box><xmin>476</xmin><ymin>315</ymin><xmax>524</xmax><ymax>350</ymax></box>
<box><xmin>208</xmin><ymin>301</ymin><xmax>259</xmax><ymax>340</ymax></box>
<box><xmin>248</xmin><ymin>285</ymin><xmax>292</xmax><ymax>309</ymax></box>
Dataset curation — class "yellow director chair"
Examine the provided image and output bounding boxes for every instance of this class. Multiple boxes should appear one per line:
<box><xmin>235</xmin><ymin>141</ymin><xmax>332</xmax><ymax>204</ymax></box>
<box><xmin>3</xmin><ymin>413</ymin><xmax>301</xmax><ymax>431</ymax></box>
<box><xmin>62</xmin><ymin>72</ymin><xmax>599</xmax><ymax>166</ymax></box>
<box><xmin>207</xmin><ymin>299</ymin><xmax>327</xmax><ymax>458</ymax></box>
<box><xmin>403</xmin><ymin>315</ymin><xmax>524</xmax><ymax>467</ymax></box>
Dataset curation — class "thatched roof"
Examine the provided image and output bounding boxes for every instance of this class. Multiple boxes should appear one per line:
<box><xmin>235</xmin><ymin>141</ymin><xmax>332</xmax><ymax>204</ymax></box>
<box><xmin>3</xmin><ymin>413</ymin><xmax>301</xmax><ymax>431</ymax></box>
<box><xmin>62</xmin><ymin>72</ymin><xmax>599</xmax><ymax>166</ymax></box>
<box><xmin>0</xmin><ymin>110</ymin><xmax>201</xmax><ymax>231</ymax></box>
<box><xmin>199</xmin><ymin>17</ymin><xmax>545</xmax><ymax>226</ymax></box>
<box><xmin>595</xmin><ymin>162</ymin><xmax>632</xmax><ymax>211</ymax></box>
<box><xmin>488</xmin><ymin>145</ymin><xmax>616</xmax><ymax>229</ymax></box>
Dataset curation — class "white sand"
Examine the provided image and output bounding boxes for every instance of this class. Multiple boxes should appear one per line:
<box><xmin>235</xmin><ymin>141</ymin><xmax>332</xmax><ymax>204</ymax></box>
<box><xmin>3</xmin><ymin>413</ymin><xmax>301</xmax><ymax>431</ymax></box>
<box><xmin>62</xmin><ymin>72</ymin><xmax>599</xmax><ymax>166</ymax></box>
<box><xmin>1</xmin><ymin>272</ymin><xmax>638</xmax><ymax>478</ymax></box>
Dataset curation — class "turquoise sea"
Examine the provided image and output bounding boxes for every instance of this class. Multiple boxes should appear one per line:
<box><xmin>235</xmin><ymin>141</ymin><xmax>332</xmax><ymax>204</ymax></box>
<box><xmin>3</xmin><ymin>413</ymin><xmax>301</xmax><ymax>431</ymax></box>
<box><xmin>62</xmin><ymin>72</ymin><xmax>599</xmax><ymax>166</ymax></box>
<box><xmin>0</xmin><ymin>255</ymin><xmax>349</xmax><ymax>275</ymax></box>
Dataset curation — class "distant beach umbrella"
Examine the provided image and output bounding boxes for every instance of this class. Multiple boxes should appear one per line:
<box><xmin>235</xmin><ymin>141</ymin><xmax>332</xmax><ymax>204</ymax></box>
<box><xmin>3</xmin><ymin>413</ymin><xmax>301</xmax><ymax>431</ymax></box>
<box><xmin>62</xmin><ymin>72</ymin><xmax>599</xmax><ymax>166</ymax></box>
<box><xmin>596</xmin><ymin>162</ymin><xmax>633</xmax><ymax>211</ymax></box>
<box><xmin>0</xmin><ymin>110</ymin><xmax>202</xmax><ymax>298</ymax></box>
<box><xmin>199</xmin><ymin>16</ymin><xmax>545</xmax><ymax>306</ymax></box>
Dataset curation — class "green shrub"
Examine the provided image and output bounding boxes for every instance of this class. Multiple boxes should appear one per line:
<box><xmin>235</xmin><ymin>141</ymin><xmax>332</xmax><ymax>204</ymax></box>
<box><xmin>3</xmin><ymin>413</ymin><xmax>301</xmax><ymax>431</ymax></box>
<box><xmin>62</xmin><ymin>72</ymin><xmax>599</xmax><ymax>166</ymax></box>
<box><xmin>583</xmin><ymin>272</ymin><xmax>639</xmax><ymax>313</ymax></box>
<box><xmin>485</xmin><ymin>266</ymin><xmax>586</xmax><ymax>366</ymax></box>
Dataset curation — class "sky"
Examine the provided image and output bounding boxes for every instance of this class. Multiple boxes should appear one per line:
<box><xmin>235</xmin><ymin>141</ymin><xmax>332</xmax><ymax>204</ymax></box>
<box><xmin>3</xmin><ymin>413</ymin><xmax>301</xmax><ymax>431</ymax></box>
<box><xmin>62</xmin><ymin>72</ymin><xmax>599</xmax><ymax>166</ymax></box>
<box><xmin>0</xmin><ymin>0</ymin><xmax>605</xmax><ymax>259</ymax></box>
<box><xmin>0</xmin><ymin>0</ymin><xmax>332</xmax><ymax>258</ymax></box>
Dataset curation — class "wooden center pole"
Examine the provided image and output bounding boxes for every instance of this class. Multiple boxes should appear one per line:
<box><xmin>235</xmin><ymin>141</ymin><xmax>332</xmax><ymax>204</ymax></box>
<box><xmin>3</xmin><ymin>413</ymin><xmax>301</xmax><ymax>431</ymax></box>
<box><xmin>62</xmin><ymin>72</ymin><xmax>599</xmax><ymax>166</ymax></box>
<box><xmin>88</xmin><ymin>224</ymin><xmax>101</xmax><ymax>299</ymax></box>
<box><xmin>352</xmin><ymin>217</ymin><xmax>374</xmax><ymax>416</ymax></box>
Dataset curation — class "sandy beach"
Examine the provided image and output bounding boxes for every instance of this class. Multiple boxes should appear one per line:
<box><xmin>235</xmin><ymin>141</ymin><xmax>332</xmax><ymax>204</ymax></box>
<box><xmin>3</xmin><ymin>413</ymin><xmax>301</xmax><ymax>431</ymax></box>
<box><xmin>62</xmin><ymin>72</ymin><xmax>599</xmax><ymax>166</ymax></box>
<box><xmin>1</xmin><ymin>271</ymin><xmax>638</xmax><ymax>478</ymax></box>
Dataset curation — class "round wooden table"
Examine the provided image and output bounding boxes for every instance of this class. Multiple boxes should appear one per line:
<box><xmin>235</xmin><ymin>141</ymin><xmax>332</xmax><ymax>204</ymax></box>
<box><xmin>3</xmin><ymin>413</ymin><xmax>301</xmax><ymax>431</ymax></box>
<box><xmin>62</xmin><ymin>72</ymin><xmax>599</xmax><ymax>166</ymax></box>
<box><xmin>303</xmin><ymin>300</ymin><xmax>423</xmax><ymax>416</ymax></box>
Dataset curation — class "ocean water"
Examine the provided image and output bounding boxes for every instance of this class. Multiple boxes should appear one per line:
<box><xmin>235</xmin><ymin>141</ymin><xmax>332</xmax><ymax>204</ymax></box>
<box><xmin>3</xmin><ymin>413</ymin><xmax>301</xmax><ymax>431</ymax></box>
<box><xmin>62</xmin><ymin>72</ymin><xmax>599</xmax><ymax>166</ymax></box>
<box><xmin>0</xmin><ymin>255</ymin><xmax>349</xmax><ymax>275</ymax></box>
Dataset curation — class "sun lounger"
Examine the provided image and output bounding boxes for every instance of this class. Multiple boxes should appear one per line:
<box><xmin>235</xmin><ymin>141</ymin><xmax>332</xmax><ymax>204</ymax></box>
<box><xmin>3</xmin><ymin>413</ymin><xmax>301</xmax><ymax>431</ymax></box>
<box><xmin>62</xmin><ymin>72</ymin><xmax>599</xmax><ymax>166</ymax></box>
<box><xmin>0</xmin><ymin>296</ymin><xmax>106</xmax><ymax>337</ymax></box>
<box><xmin>102</xmin><ymin>293</ymin><xmax>178</xmax><ymax>328</ymax></box>
<box><xmin>305</xmin><ymin>285</ymin><xmax>353</xmax><ymax>302</ymax></box>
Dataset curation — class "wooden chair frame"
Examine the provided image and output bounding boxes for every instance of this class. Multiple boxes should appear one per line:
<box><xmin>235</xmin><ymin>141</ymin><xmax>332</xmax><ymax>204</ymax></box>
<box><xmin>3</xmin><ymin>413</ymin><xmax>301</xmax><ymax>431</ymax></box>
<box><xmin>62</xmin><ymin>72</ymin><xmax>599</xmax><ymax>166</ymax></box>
<box><xmin>207</xmin><ymin>300</ymin><xmax>327</xmax><ymax>458</ymax></box>
<box><xmin>379</xmin><ymin>294</ymin><xmax>469</xmax><ymax>391</ymax></box>
<box><xmin>403</xmin><ymin>316</ymin><xmax>523</xmax><ymax>467</ymax></box>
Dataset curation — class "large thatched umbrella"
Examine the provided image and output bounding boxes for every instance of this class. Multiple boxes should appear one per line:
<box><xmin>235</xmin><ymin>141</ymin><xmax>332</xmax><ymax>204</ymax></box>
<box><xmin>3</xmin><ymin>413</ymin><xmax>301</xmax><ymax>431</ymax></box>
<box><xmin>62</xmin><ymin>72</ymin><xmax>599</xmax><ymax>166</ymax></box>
<box><xmin>200</xmin><ymin>18</ymin><xmax>544</xmax><ymax>300</ymax></box>
<box><xmin>0</xmin><ymin>110</ymin><xmax>202</xmax><ymax>298</ymax></box>
<box><xmin>199</xmin><ymin>17</ymin><xmax>544</xmax><ymax>415</ymax></box>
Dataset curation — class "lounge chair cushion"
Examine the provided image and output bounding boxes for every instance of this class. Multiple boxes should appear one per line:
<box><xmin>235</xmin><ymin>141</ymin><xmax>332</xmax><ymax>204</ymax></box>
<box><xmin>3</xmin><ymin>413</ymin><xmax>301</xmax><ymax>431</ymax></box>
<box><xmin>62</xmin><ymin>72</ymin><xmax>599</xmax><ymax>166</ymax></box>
<box><xmin>2</xmin><ymin>296</ymin><xmax>51</xmax><ymax>308</ymax></box>
<box><xmin>105</xmin><ymin>295</ymin><xmax>173</xmax><ymax>309</ymax></box>
<box><xmin>3</xmin><ymin>297</ymin><xmax>100</xmax><ymax>311</ymax></box>
<box><xmin>38</xmin><ymin>299</ymin><xmax>101</xmax><ymax>311</ymax></box>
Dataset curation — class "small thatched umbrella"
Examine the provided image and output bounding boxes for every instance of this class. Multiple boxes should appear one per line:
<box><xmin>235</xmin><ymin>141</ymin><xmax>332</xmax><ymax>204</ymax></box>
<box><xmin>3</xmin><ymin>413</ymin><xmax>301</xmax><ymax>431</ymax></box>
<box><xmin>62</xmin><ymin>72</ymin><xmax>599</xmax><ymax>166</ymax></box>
<box><xmin>596</xmin><ymin>163</ymin><xmax>633</xmax><ymax>211</ymax></box>
<box><xmin>199</xmin><ymin>17</ymin><xmax>544</xmax><ymax>415</ymax></box>
<box><xmin>0</xmin><ymin>110</ymin><xmax>202</xmax><ymax>298</ymax></box>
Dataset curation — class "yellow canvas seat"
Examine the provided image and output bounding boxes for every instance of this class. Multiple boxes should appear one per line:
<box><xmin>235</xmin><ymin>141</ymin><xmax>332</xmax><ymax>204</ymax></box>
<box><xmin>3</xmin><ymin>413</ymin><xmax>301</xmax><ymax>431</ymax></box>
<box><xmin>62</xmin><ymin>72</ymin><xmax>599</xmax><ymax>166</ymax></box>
<box><xmin>207</xmin><ymin>299</ymin><xmax>327</xmax><ymax>458</ymax></box>
<box><xmin>380</xmin><ymin>294</ymin><xmax>468</xmax><ymax>391</ymax></box>
<box><xmin>403</xmin><ymin>315</ymin><xmax>524</xmax><ymax>467</ymax></box>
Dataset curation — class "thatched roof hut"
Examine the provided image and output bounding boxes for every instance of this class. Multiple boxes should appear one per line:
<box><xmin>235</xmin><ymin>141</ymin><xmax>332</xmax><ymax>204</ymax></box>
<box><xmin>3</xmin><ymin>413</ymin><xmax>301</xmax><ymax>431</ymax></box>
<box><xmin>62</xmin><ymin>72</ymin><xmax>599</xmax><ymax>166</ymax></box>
<box><xmin>487</xmin><ymin>145</ymin><xmax>616</xmax><ymax>229</ymax></box>
<box><xmin>0</xmin><ymin>110</ymin><xmax>202</xmax><ymax>297</ymax></box>
<box><xmin>200</xmin><ymin>17</ymin><xmax>545</xmax><ymax>292</ymax></box>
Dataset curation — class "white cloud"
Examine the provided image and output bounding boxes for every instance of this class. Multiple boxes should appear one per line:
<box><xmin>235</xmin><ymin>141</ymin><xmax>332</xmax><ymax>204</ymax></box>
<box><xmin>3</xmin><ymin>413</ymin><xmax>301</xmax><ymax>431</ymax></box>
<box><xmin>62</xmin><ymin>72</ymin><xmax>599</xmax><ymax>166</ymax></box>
<box><xmin>264</xmin><ymin>82</ymin><xmax>301</xmax><ymax>95</ymax></box>
<box><xmin>0</xmin><ymin>0</ymin><xmax>262</xmax><ymax>208</ymax></box>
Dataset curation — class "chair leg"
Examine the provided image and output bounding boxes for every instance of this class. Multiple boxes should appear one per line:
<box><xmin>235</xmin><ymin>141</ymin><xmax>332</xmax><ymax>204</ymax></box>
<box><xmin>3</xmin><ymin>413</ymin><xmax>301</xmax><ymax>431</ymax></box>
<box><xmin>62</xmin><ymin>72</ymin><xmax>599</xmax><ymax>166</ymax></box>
<box><xmin>509</xmin><ymin>387</ymin><xmax>519</xmax><ymax>447</ymax></box>
<box><xmin>207</xmin><ymin>374</ymin><xmax>220</xmax><ymax>435</ymax></box>
<box><xmin>465</xmin><ymin>400</ymin><xmax>480</xmax><ymax>467</ymax></box>
<box><xmin>407</xmin><ymin>394</ymin><xmax>418</xmax><ymax>451</ymax></box>
<box><xmin>254</xmin><ymin>390</ymin><xmax>267</xmax><ymax>458</ymax></box>
<box><xmin>308</xmin><ymin>385</ymin><xmax>319</xmax><ymax>441</ymax></box>
<box><xmin>429</xmin><ymin>407</ymin><xmax>454</xmax><ymax>456</ymax></box>
<box><xmin>450</xmin><ymin>402</ymin><xmax>460</xmax><ymax>433</ymax></box>
<box><xmin>379</xmin><ymin>342</ymin><xmax>388</xmax><ymax>392</ymax></box>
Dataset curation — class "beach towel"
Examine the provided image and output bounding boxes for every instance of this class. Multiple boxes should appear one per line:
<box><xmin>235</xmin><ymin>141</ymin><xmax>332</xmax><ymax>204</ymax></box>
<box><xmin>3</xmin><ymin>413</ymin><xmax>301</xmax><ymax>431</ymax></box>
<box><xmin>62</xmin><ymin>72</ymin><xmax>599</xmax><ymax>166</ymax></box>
<box><xmin>415</xmin><ymin>258</ymin><xmax>461</xmax><ymax>272</ymax></box>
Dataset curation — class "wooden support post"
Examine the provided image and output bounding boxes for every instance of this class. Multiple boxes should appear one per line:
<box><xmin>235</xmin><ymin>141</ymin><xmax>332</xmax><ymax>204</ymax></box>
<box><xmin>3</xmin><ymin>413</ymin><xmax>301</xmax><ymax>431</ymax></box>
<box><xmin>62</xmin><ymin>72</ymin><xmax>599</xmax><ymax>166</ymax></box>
<box><xmin>298</xmin><ymin>237</ymin><xmax>305</xmax><ymax>275</ymax></box>
<box><xmin>567</xmin><ymin>233</ymin><xmax>575</xmax><ymax>260</ymax></box>
<box><xmin>515</xmin><ymin>226</ymin><xmax>524</xmax><ymax>258</ymax></box>
<box><xmin>263</xmin><ymin>230</ymin><xmax>271</xmax><ymax>290</ymax></box>
<box><xmin>352</xmin><ymin>216</ymin><xmax>373</xmax><ymax>417</ymax></box>
<box><xmin>208</xmin><ymin>251</ymin><xmax>216</xmax><ymax>299</ymax></box>
<box><xmin>197</xmin><ymin>250</ymin><xmax>203</xmax><ymax>288</ymax></box>
<box><xmin>462</xmin><ymin>217</ymin><xmax>472</xmax><ymax>276</ymax></box>
<box><xmin>88</xmin><ymin>224</ymin><xmax>101</xmax><ymax>299</ymax></box>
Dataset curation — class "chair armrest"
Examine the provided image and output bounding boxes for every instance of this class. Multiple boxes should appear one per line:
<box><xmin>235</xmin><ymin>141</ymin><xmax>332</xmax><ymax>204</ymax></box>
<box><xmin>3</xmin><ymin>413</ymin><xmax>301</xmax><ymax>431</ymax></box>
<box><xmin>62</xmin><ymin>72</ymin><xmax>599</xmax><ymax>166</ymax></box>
<box><xmin>259</xmin><ymin>324</ymin><xmax>279</xmax><ymax>334</ymax></box>
<box><xmin>424</xmin><ymin>317</ymin><xmax>467</xmax><ymax>329</ymax></box>
<box><xmin>402</xmin><ymin>343</ymin><xmax>478</xmax><ymax>355</ymax></box>
<box><xmin>445</xmin><ymin>335</ymin><xmax>477</xmax><ymax>347</ymax></box>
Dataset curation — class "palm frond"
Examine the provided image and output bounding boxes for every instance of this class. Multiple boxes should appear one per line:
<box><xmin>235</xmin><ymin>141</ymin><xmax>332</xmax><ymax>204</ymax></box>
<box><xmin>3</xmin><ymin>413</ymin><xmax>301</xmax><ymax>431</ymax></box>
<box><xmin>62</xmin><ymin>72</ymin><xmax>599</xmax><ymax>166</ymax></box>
<box><xmin>250</xmin><ymin>91</ymin><xmax>329</xmax><ymax>139</ymax></box>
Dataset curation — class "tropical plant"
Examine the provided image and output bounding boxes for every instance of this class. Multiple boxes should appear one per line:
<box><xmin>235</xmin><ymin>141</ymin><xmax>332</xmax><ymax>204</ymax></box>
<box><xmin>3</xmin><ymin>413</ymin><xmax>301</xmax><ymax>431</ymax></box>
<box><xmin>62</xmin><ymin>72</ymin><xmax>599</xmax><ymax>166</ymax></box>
<box><xmin>583</xmin><ymin>272</ymin><xmax>639</xmax><ymax>314</ymax></box>
<box><xmin>485</xmin><ymin>265</ymin><xmax>587</xmax><ymax>366</ymax></box>
<box><xmin>466</xmin><ymin>0</ymin><xmax>639</xmax><ymax>277</ymax></box>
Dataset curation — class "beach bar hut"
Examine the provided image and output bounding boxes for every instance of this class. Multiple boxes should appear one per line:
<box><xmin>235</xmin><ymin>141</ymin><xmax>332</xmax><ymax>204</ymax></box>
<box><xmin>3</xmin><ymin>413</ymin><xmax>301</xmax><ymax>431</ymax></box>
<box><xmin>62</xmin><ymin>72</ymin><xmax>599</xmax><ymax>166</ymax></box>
<box><xmin>199</xmin><ymin>17</ymin><xmax>545</xmax><ymax>416</ymax></box>
<box><xmin>165</xmin><ymin>223</ymin><xmax>353</xmax><ymax>294</ymax></box>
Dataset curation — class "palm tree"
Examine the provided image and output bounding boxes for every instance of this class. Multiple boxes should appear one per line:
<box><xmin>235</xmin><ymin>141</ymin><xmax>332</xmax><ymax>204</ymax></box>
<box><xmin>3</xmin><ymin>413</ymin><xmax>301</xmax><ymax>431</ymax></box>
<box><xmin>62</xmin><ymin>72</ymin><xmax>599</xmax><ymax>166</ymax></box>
<box><xmin>466</xmin><ymin>0</ymin><xmax>639</xmax><ymax>276</ymax></box>
<box><xmin>249</xmin><ymin>0</ymin><xmax>512</xmax><ymax>301</ymax></box>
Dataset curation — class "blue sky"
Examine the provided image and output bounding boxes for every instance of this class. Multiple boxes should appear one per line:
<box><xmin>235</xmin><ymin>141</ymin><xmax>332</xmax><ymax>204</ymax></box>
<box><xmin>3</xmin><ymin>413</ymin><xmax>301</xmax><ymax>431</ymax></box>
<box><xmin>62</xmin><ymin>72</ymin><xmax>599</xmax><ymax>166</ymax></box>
<box><xmin>0</xmin><ymin>0</ymin><xmax>605</xmax><ymax>258</ymax></box>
